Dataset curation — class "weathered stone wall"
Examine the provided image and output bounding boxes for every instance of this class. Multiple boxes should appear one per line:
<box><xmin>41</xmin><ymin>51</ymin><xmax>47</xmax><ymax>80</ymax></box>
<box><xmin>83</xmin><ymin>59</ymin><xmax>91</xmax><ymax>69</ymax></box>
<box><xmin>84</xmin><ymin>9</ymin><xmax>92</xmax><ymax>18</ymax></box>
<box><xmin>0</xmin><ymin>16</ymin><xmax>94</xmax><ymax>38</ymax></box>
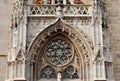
<box><xmin>106</xmin><ymin>0</ymin><xmax>120</xmax><ymax>81</ymax></box>
<box><xmin>0</xmin><ymin>56</ymin><xmax>7</xmax><ymax>81</ymax></box>
<box><xmin>0</xmin><ymin>0</ymin><xmax>12</xmax><ymax>81</ymax></box>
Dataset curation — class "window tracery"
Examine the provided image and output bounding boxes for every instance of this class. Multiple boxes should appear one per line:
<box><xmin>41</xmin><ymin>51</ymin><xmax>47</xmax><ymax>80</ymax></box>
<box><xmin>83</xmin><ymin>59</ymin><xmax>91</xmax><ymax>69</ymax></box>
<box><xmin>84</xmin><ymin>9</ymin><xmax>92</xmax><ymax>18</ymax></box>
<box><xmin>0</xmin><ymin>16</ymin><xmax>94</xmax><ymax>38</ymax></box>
<box><xmin>46</xmin><ymin>39</ymin><xmax>73</xmax><ymax>66</ymax></box>
<box><xmin>37</xmin><ymin>37</ymin><xmax>80</xmax><ymax>81</ymax></box>
<box><xmin>63</xmin><ymin>66</ymin><xmax>79</xmax><ymax>79</ymax></box>
<box><xmin>40</xmin><ymin>66</ymin><xmax>57</xmax><ymax>79</ymax></box>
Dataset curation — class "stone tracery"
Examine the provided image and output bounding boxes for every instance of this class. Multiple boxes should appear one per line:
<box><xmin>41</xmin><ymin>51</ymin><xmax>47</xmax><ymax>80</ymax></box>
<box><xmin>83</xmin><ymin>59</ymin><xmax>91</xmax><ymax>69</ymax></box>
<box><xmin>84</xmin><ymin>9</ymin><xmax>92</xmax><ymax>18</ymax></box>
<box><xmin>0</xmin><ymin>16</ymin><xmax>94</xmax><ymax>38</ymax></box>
<box><xmin>39</xmin><ymin>66</ymin><xmax>57</xmax><ymax>79</ymax></box>
<box><xmin>46</xmin><ymin>39</ymin><xmax>73</xmax><ymax>66</ymax></box>
<box><xmin>26</xmin><ymin>19</ymin><xmax>92</xmax><ymax>81</ymax></box>
<box><xmin>36</xmin><ymin>36</ymin><xmax>82</xmax><ymax>81</ymax></box>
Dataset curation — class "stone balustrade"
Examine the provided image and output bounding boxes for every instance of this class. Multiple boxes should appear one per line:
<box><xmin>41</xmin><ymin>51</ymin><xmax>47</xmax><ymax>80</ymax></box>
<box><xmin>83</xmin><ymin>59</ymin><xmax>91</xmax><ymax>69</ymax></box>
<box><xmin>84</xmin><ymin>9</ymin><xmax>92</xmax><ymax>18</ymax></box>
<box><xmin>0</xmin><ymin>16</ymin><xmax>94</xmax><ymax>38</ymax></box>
<box><xmin>27</xmin><ymin>4</ymin><xmax>92</xmax><ymax>17</ymax></box>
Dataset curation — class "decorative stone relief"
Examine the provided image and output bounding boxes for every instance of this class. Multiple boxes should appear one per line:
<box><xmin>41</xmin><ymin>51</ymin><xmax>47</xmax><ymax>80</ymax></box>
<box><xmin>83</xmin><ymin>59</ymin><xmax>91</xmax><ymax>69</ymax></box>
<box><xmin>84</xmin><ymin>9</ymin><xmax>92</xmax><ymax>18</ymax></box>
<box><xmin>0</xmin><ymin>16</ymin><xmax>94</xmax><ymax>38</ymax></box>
<box><xmin>27</xmin><ymin>2</ymin><xmax>92</xmax><ymax>16</ymax></box>
<box><xmin>12</xmin><ymin>0</ymin><xmax>23</xmax><ymax>28</ymax></box>
<box><xmin>29</xmin><ymin>25</ymin><xmax>90</xmax><ymax>59</ymax></box>
<box><xmin>27</xmin><ymin>17</ymin><xmax>92</xmax><ymax>50</ymax></box>
<box><xmin>29</xmin><ymin>5</ymin><xmax>56</xmax><ymax>16</ymax></box>
<box><xmin>27</xmin><ymin>17</ymin><xmax>55</xmax><ymax>47</ymax></box>
<box><xmin>28</xmin><ymin>17</ymin><xmax>55</xmax><ymax>28</ymax></box>
<box><xmin>64</xmin><ymin>17</ymin><xmax>92</xmax><ymax>26</ymax></box>
<box><xmin>63</xmin><ymin>5</ymin><xmax>91</xmax><ymax>16</ymax></box>
<box><xmin>25</xmin><ymin>18</ymin><xmax>94</xmax><ymax>81</ymax></box>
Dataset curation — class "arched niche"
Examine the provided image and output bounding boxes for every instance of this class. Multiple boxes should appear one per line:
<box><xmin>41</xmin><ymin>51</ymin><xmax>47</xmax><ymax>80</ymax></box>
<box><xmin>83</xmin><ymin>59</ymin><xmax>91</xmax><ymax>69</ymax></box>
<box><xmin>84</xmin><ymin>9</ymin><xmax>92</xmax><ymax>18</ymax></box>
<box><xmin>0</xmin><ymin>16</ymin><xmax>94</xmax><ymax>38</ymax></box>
<box><xmin>26</xmin><ymin>18</ymin><xmax>93</xmax><ymax>81</ymax></box>
<box><xmin>16</xmin><ymin>60</ymin><xmax>24</xmax><ymax>77</ymax></box>
<box><xmin>14</xmin><ymin>48</ymin><xmax>25</xmax><ymax>79</ymax></box>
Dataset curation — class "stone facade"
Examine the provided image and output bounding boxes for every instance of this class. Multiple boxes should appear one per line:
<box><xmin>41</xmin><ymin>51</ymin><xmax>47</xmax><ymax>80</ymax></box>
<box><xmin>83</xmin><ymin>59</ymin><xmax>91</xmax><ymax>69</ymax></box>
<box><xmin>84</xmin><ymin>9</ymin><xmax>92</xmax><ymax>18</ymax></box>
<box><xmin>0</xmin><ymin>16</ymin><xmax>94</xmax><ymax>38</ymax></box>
<box><xmin>106</xmin><ymin>0</ymin><xmax>120</xmax><ymax>81</ymax></box>
<box><xmin>0</xmin><ymin>0</ymin><xmax>119</xmax><ymax>81</ymax></box>
<box><xmin>0</xmin><ymin>0</ymin><xmax>12</xmax><ymax>81</ymax></box>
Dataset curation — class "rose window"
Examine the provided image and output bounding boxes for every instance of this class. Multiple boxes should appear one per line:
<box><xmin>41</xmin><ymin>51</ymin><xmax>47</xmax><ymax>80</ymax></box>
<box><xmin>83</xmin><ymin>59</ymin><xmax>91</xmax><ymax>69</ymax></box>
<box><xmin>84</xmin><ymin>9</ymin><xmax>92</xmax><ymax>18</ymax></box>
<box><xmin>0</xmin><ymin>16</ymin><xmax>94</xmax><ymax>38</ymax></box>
<box><xmin>46</xmin><ymin>39</ymin><xmax>73</xmax><ymax>66</ymax></box>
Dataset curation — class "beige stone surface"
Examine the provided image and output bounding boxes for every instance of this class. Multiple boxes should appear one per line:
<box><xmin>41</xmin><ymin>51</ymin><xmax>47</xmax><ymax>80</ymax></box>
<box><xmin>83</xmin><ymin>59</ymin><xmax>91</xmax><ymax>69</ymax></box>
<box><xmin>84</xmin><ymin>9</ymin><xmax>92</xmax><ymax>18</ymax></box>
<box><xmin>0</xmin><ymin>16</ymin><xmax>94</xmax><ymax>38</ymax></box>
<box><xmin>0</xmin><ymin>0</ymin><xmax>12</xmax><ymax>81</ymax></box>
<box><xmin>0</xmin><ymin>56</ymin><xmax>7</xmax><ymax>81</ymax></box>
<box><xmin>0</xmin><ymin>0</ymin><xmax>12</xmax><ymax>55</ymax></box>
<box><xmin>106</xmin><ymin>0</ymin><xmax>120</xmax><ymax>81</ymax></box>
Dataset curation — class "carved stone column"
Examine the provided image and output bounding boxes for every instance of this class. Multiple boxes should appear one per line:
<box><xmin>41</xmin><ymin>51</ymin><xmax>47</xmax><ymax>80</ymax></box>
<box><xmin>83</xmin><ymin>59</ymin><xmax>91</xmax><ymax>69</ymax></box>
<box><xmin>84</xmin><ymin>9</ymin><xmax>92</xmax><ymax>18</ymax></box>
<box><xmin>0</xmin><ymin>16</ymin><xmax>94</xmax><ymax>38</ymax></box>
<box><xmin>57</xmin><ymin>67</ymin><xmax>62</xmax><ymax>81</ymax></box>
<box><xmin>57</xmin><ymin>72</ymin><xmax>62</xmax><ymax>81</ymax></box>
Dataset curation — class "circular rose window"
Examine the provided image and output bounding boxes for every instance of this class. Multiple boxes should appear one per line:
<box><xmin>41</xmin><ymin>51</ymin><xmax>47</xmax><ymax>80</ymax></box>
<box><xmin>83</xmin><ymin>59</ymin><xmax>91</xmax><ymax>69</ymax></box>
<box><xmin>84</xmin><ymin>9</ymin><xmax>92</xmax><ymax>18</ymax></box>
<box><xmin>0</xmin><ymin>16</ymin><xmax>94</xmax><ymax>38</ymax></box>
<box><xmin>46</xmin><ymin>39</ymin><xmax>73</xmax><ymax>66</ymax></box>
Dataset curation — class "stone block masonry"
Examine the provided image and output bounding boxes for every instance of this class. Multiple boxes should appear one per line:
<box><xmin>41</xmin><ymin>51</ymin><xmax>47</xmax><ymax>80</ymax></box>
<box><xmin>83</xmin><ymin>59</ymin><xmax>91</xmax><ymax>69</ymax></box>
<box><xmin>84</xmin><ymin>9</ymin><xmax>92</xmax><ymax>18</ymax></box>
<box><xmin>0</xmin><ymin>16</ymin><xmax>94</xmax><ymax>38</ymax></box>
<box><xmin>106</xmin><ymin>0</ymin><xmax>120</xmax><ymax>81</ymax></box>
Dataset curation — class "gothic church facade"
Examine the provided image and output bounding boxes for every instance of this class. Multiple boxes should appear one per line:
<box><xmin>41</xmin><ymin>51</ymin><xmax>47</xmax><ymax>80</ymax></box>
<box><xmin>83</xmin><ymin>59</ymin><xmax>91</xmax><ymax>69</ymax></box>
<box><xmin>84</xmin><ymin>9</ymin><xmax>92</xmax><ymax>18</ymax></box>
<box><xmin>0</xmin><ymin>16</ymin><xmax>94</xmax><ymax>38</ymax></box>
<box><xmin>0</xmin><ymin>0</ymin><xmax>120</xmax><ymax>81</ymax></box>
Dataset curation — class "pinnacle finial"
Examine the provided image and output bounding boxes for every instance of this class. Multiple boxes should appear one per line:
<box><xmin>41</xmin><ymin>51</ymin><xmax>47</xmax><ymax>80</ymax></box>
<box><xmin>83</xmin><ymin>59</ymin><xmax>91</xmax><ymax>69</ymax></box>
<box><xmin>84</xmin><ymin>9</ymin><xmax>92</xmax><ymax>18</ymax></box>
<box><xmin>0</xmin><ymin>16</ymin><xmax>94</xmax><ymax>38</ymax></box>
<box><xmin>55</xmin><ymin>0</ymin><xmax>64</xmax><ymax>18</ymax></box>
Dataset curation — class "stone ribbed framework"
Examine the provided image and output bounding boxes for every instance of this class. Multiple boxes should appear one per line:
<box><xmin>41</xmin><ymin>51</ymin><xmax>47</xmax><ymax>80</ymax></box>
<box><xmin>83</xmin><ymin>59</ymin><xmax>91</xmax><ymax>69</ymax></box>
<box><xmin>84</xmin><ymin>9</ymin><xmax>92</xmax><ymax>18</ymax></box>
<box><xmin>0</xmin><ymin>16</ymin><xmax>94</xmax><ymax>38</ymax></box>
<box><xmin>2</xmin><ymin>0</ymin><xmax>115</xmax><ymax>81</ymax></box>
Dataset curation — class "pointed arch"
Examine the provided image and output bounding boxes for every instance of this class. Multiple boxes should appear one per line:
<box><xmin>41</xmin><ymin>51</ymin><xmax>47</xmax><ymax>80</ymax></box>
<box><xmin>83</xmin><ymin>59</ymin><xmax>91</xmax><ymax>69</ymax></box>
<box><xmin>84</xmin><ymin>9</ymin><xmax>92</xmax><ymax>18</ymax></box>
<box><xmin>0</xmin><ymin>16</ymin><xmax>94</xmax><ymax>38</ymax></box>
<box><xmin>16</xmin><ymin>60</ymin><xmax>24</xmax><ymax>77</ymax></box>
<box><xmin>39</xmin><ymin>65</ymin><xmax>57</xmax><ymax>79</ymax></box>
<box><xmin>16</xmin><ymin>48</ymin><xmax>25</xmax><ymax>61</ymax></box>
<box><xmin>26</xmin><ymin>18</ymin><xmax>93</xmax><ymax>61</ymax></box>
<box><xmin>26</xmin><ymin>18</ymin><xmax>93</xmax><ymax>81</ymax></box>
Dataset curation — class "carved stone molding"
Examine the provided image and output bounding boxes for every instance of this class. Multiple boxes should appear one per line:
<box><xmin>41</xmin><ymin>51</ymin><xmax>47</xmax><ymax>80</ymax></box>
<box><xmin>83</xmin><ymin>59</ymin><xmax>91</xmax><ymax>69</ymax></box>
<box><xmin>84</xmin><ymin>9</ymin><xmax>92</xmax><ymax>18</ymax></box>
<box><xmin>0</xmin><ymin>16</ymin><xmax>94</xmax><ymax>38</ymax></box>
<box><xmin>64</xmin><ymin>17</ymin><xmax>92</xmax><ymax>26</ymax></box>
<box><xmin>27</xmin><ymin>18</ymin><xmax>93</xmax><ymax>62</ymax></box>
<box><xmin>27</xmin><ymin>17</ymin><xmax>92</xmax><ymax>52</ymax></box>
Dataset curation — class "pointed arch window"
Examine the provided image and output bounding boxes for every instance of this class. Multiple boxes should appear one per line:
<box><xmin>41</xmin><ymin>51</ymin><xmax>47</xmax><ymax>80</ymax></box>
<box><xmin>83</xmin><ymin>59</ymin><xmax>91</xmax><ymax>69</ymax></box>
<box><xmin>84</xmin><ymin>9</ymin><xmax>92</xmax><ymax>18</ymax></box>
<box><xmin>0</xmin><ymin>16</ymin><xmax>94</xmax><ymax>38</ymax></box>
<box><xmin>37</xmin><ymin>36</ymin><xmax>81</xmax><ymax>81</ymax></box>
<box><xmin>63</xmin><ymin>66</ymin><xmax>79</xmax><ymax>79</ymax></box>
<box><xmin>40</xmin><ymin>66</ymin><xmax>57</xmax><ymax>79</ymax></box>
